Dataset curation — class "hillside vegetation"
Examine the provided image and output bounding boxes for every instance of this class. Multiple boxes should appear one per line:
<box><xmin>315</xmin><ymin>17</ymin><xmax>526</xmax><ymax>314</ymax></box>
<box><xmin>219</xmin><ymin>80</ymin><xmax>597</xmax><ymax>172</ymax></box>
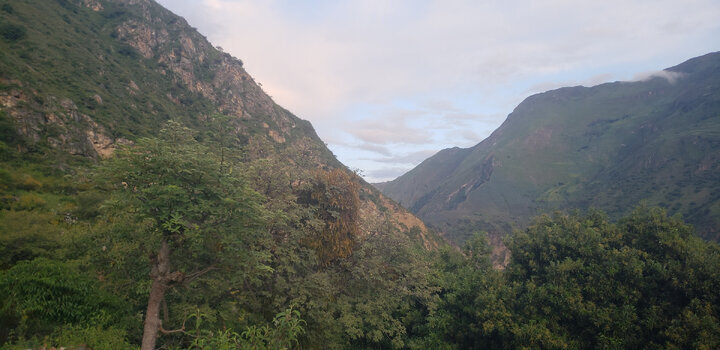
<box><xmin>378</xmin><ymin>52</ymin><xmax>720</xmax><ymax>245</ymax></box>
<box><xmin>0</xmin><ymin>0</ymin><xmax>440</xmax><ymax>348</ymax></box>
<box><xmin>1</xmin><ymin>0</ymin><xmax>719</xmax><ymax>349</ymax></box>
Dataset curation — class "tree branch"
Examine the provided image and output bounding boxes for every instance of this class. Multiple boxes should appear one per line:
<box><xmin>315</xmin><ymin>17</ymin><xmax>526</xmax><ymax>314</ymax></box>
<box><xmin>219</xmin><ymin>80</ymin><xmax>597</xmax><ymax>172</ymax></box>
<box><xmin>159</xmin><ymin>323</ymin><xmax>186</xmax><ymax>334</ymax></box>
<box><xmin>182</xmin><ymin>265</ymin><xmax>218</xmax><ymax>286</ymax></box>
<box><xmin>159</xmin><ymin>312</ymin><xmax>189</xmax><ymax>335</ymax></box>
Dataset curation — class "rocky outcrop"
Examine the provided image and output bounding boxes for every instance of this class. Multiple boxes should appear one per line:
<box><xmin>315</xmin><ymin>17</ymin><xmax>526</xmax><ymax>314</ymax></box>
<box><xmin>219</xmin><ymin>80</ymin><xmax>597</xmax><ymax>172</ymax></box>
<box><xmin>111</xmin><ymin>0</ymin><xmax>298</xmax><ymax>146</ymax></box>
<box><xmin>0</xmin><ymin>83</ymin><xmax>131</xmax><ymax>158</ymax></box>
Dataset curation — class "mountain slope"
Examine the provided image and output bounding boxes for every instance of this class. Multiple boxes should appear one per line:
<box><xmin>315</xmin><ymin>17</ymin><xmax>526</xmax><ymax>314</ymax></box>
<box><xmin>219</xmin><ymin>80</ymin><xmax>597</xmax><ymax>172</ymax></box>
<box><xmin>0</xmin><ymin>0</ymin><xmax>438</xmax><ymax>248</ymax></box>
<box><xmin>378</xmin><ymin>52</ymin><xmax>720</xmax><ymax>244</ymax></box>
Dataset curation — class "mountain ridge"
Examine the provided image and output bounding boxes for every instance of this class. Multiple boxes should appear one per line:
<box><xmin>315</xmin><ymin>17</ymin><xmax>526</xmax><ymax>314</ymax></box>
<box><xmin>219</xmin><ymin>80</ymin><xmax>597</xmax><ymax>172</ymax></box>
<box><xmin>377</xmin><ymin>51</ymin><xmax>720</xmax><ymax>244</ymax></box>
<box><xmin>0</xmin><ymin>0</ymin><xmax>440</xmax><ymax>248</ymax></box>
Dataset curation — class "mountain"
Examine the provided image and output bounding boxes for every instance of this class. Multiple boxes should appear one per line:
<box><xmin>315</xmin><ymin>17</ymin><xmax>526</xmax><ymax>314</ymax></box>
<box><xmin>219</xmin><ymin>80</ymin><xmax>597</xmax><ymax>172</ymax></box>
<box><xmin>0</xmin><ymin>0</ymin><xmax>438</xmax><ymax>248</ymax></box>
<box><xmin>1</xmin><ymin>0</ymin><xmax>446</xmax><ymax>347</ymax></box>
<box><xmin>377</xmin><ymin>52</ymin><xmax>720</xmax><ymax>245</ymax></box>
<box><xmin>3</xmin><ymin>2</ymin><xmax>720</xmax><ymax>348</ymax></box>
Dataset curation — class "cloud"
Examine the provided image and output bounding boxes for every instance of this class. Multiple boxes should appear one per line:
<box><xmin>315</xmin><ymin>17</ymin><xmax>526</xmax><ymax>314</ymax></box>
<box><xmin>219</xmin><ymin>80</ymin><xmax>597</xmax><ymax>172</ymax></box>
<box><xmin>352</xmin><ymin>127</ymin><xmax>432</xmax><ymax>145</ymax></box>
<box><xmin>370</xmin><ymin>149</ymin><xmax>439</xmax><ymax>164</ymax></box>
<box><xmin>161</xmin><ymin>0</ymin><xmax>720</xmax><ymax>123</ymax></box>
<box><xmin>156</xmin><ymin>0</ymin><xmax>720</xmax><ymax>181</ymax></box>
<box><xmin>347</xmin><ymin>116</ymin><xmax>433</xmax><ymax>145</ymax></box>
<box><xmin>355</xmin><ymin>143</ymin><xmax>392</xmax><ymax>156</ymax></box>
<box><xmin>422</xmin><ymin>99</ymin><xmax>461</xmax><ymax>113</ymax></box>
<box><xmin>631</xmin><ymin>70</ymin><xmax>685</xmax><ymax>84</ymax></box>
<box><xmin>367</xmin><ymin>166</ymin><xmax>414</xmax><ymax>183</ymax></box>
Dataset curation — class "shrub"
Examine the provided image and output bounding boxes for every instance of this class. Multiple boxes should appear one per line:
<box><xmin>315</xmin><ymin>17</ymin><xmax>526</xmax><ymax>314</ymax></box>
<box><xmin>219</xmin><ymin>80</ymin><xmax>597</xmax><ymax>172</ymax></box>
<box><xmin>0</xmin><ymin>24</ymin><xmax>26</xmax><ymax>42</ymax></box>
<box><xmin>15</xmin><ymin>193</ymin><xmax>46</xmax><ymax>210</ymax></box>
<box><xmin>17</xmin><ymin>174</ymin><xmax>42</xmax><ymax>190</ymax></box>
<box><xmin>0</xmin><ymin>258</ymin><xmax>130</xmax><ymax>343</ymax></box>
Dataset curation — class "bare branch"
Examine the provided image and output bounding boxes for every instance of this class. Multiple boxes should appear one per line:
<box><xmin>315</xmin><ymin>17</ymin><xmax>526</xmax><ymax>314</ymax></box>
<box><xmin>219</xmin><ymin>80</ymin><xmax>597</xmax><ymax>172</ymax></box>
<box><xmin>159</xmin><ymin>315</ymin><xmax>188</xmax><ymax>335</ymax></box>
<box><xmin>183</xmin><ymin>265</ymin><xmax>218</xmax><ymax>285</ymax></box>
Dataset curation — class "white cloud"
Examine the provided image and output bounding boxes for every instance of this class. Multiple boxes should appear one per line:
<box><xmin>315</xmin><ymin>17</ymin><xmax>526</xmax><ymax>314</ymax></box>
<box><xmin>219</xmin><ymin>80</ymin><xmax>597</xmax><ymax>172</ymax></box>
<box><xmin>355</xmin><ymin>143</ymin><xmax>392</xmax><ymax>157</ymax></box>
<box><xmin>631</xmin><ymin>70</ymin><xmax>685</xmax><ymax>84</ymax></box>
<box><xmin>370</xmin><ymin>149</ymin><xmax>439</xmax><ymax>165</ymax></box>
<box><xmin>367</xmin><ymin>167</ymin><xmax>415</xmax><ymax>183</ymax></box>
<box><xmin>156</xmin><ymin>0</ymin><xmax>720</xmax><ymax>181</ymax></box>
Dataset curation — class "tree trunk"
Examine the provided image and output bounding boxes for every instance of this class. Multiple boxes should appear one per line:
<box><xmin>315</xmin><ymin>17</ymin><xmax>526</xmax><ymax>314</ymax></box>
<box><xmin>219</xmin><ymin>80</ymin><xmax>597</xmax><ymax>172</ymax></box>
<box><xmin>141</xmin><ymin>240</ymin><xmax>171</xmax><ymax>350</ymax></box>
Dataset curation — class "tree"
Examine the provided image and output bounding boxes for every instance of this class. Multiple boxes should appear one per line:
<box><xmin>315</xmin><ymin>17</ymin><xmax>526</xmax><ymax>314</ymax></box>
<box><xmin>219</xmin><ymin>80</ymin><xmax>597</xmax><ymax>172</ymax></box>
<box><xmin>301</xmin><ymin>168</ymin><xmax>360</xmax><ymax>266</ymax></box>
<box><xmin>98</xmin><ymin>121</ymin><xmax>267</xmax><ymax>350</ymax></box>
<box><xmin>505</xmin><ymin>208</ymin><xmax>720</xmax><ymax>349</ymax></box>
<box><xmin>423</xmin><ymin>233</ymin><xmax>512</xmax><ymax>349</ymax></box>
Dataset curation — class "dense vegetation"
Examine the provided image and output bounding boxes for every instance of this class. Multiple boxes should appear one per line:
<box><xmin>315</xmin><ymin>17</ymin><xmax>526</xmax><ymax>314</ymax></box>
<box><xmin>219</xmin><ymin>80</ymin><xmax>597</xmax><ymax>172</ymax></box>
<box><xmin>426</xmin><ymin>208</ymin><xmax>720</xmax><ymax>349</ymax></box>
<box><xmin>1</xmin><ymin>0</ymin><xmax>719</xmax><ymax>349</ymax></box>
<box><xmin>1</xmin><ymin>120</ymin><xmax>719</xmax><ymax>348</ymax></box>
<box><xmin>0</xmin><ymin>119</ymin><xmax>438</xmax><ymax>349</ymax></box>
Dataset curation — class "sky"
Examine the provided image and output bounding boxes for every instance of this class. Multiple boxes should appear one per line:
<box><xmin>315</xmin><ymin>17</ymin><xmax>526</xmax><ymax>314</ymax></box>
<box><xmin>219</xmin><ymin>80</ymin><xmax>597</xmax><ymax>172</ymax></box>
<box><xmin>156</xmin><ymin>0</ymin><xmax>720</xmax><ymax>182</ymax></box>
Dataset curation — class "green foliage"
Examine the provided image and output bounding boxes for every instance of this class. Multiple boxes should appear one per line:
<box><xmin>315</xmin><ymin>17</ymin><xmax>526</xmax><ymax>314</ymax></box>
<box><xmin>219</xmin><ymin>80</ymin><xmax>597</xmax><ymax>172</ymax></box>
<box><xmin>333</xmin><ymin>233</ymin><xmax>439</xmax><ymax>349</ymax></box>
<box><xmin>0</xmin><ymin>258</ymin><xmax>131</xmax><ymax>343</ymax></box>
<box><xmin>1</xmin><ymin>0</ymin><xmax>716</xmax><ymax>348</ymax></box>
<box><xmin>0</xmin><ymin>210</ymin><xmax>64</xmax><ymax>269</ymax></box>
<box><xmin>94</xmin><ymin>121</ymin><xmax>271</xmax><ymax>346</ymax></box>
<box><xmin>424</xmin><ymin>208</ymin><xmax>720</xmax><ymax>349</ymax></box>
<box><xmin>232</xmin><ymin>154</ymin><xmax>441</xmax><ymax>349</ymax></box>
<box><xmin>98</xmin><ymin>120</ymin><xmax>267</xmax><ymax>272</ymax></box>
<box><xmin>72</xmin><ymin>190</ymin><xmax>104</xmax><ymax>219</ymax></box>
<box><xmin>0</xmin><ymin>112</ymin><xmax>20</xmax><ymax>146</ymax></box>
<box><xmin>0</xmin><ymin>0</ymin><xmax>437</xmax><ymax>348</ymax></box>
<box><xmin>420</xmin><ymin>234</ymin><xmax>511</xmax><ymax>349</ymax></box>
<box><xmin>0</xmin><ymin>24</ymin><xmax>26</xmax><ymax>42</ymax></box>
<box><xmin>302</xmin><ymin>168</ymin><xmax>361</xmax><ymax>266</ymax></box>
<box><xmin>190</xmin><ymin>307</ymin><xmax>305</xmax><ymax>350</ymax></box>
<box><xmin>51</xmin><ymin>324</ymin><xmax>134</xmax><ymax>350</ymax></box>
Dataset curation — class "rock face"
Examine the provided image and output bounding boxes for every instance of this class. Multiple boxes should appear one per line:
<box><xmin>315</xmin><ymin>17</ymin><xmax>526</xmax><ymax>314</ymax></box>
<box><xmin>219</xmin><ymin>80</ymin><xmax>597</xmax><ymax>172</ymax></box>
<box><xmin>378</xmin><ymin>52</ymin><xmax>720</xmax><ymax>244</ymax></box>
<box><xmin>110</xmin><ymin>0</ymin><xmax>309</xmax><ymax>152</ymax></box>
<box><xmin>0</xmin><ymin>82</ymin><xmax>130</xmax><ymax>158</ymax></box>
<box><xmin>0</xmin><ymin>0</ymin><xmax>438</xmax><ymax>247</ymax></box>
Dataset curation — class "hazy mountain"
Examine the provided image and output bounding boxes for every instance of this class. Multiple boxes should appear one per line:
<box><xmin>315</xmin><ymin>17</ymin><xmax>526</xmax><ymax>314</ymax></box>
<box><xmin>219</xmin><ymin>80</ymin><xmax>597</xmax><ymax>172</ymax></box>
<box><xmin>377</xmin><ymin>52</ymin><xmax>720</xmax><ymax>244</ymax></box>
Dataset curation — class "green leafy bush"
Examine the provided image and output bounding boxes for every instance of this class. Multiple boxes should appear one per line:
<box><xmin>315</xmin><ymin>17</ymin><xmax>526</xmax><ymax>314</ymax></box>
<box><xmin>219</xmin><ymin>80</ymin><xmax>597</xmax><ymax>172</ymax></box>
<box><xmin>425</xmin><ymin>208</ymin><xmax>720</xmax><ymax>349</ymax></box>
<box><xmin>190</xmin><ymin>307</ymin><xmax>305</xmax><ymax>350</ymax></box>
<box><xmin>0</xmin><ymin>258</ymin><xmax>130</xmax><ymax>343</ymax></box>
<box><xmin>52</xmin><ymin>324</ymin><xmax>133</xmax><ymax>350</ymax></box>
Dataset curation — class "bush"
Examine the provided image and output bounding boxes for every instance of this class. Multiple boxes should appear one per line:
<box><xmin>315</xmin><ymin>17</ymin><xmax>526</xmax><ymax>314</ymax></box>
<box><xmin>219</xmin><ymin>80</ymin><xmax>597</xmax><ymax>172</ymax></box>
<box><xmin>0</xmin><ymin>258</ymin><xmax>130</xmax><ymax>343</ymax></box>
<box><xmin>15</xmin><ymin>193</ymin><xmax>46</xmax><ymax>210</ymax></box>
<box><xmin>73</xmin><ymin>190</ymin><xmax>105</xmax><ymax>219</ymax></box>
<box><xmin>190</xmin><ymin>307</ymin><xmax>305</xmax><ymax>350</ymax></box>
<box><xmin>52</xmin><ymin>324</ymin><xmax>133</xmax><ymax>350</ymax></box>
<box><xmin>1</xmin><ymin>4</ymin><xmax>14</xmax><ymax>14</ymax></box>
<box><xmin>0</xmin><ymin>24</ymin><xmax>26</xmax><ymax>42</ymax></box>
<box><xmin>16</xmin><ymin>174</ymin><xmax>42</xmax><ymax>190</ymax></box>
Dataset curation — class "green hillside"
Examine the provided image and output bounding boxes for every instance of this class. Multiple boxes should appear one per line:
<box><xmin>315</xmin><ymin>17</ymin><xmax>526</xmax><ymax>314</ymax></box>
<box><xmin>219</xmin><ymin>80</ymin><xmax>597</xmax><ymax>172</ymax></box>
<box><xmin>2</xmin><ymin>1</ymin><xmax>720</xmax><ymax>348</ymax></box>
<box><xmin>0</xmin><ymin>0</ymin><xmax>437</xmax><ymax>244</ymax></box>
<box><xmin>0</xmin><ymin>0</ymin><xmax>441</xmax><ymax>348</ymax></box>
<box><xmin>0</xmin><ymin>0</ymin><xmax>333</xmax><ymax>159</ymax></box>
<box><xmin>378</xmin><ymin>52</ymin><xmax>720</xmax><ymax>244</ymax></box>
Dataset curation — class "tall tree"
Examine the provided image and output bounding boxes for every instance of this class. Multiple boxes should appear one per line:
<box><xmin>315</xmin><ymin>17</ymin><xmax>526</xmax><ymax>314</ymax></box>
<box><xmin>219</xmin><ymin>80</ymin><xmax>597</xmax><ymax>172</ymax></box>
<box><xmin>99</xmin><ymin>121</ymin><xmax>267</xmax><ymax>349</ymax></box>
<box><xmin>302</xmin><ymin>168</ymin><xmax>360</xmax><ymax>266</ymax></box>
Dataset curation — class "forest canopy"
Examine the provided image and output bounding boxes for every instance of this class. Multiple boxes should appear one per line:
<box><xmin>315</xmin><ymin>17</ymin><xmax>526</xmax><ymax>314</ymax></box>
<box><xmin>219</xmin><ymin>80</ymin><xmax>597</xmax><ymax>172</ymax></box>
<box><xmin>1</xmin><ymin>121</ymin><xmax>719</xmax><ymax>349</ymax></box>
